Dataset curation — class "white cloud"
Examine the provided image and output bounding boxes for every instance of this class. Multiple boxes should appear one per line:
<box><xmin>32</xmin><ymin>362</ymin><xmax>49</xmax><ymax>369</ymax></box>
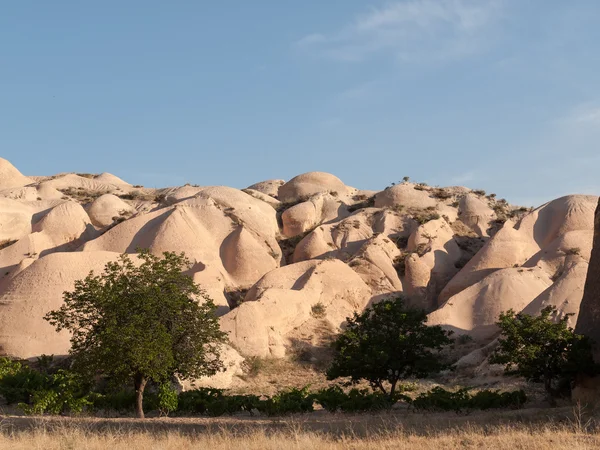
<box><xmin>571</xmin><ymin>107</ymin><xmax>600</xmax><ymax>125</ymax></box>
<box><xmin>295</xmin><ymin>0</ymin><xmax>504</xmax><ymax>63</ymax></box>
<box><xmin>557</xmin><ymin>103</ymin><xmax>600</xmax><ymax>125</ymax></box>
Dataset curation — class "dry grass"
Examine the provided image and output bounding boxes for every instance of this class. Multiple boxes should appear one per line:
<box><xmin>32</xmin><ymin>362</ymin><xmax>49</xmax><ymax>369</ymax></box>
<box><xmin>1</xmin><ymin>407</ymin><xmax>599</xmax><ymax>449</ymax></box>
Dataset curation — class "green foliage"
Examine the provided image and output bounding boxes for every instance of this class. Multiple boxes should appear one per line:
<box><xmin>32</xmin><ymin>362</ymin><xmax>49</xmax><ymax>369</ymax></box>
<box><xmin>177</xmin><ymin>388</ymin><xmax>260</xmax><ymax>416</ymax></box>
<box><xmin>18</xmin><ymin>370</ymin><xmax>92</xmax><ymax>415</ymax></box>
<box><xmin>44</xmin><ymin>250</ymin><xmax>227</xmax><ymax>417</ymax></box>
<box><xmin>314</xmin><ymin>385</ymin><xmax>400</xmax><ymax>412</ymax></box>
<box><xmin>90</xmin><ymin>390</ymin><xmax>136</xmax><ymax>412</ymax></box>
<box><xmin>0</xmin><ymin>357</ymin><xmax>23</xmax><ymax>378</ymax></box>
<box><xmin>412</xmin><ymin>387</ymin><xmax>527</xmax><ymax>413</ymax></box>
<box><xmin>157</xmin><ymin>383</ymin><xmax>179</xmax><ymax>416</ymax></box>
<box><xmin>0</xmin><ymin>361</ymin><xmax>47</xmax><ymax>404</ymax></box>
<box><xmin>0</xmin><ymin>358</ymin><xmax>92</xmax><ymax>415</ymax></box>
<box><xmin>490</xmin><ymin>306</ymin><xmax>597</xmax><ymax>400</ymax></box>
<box><xmin>327</xmin><ymin>297</ymin><xmax>453</xmax><ymax>398</ymax></box>
<box><xmin>259</xmin><ymin>386</ymin><xmax>314</xmax><ymax>416</ymax></box>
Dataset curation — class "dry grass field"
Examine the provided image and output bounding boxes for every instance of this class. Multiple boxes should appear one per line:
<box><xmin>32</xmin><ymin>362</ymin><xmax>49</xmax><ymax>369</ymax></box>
<box><xmin>1</xmin><ymin>405</ymin><xmax>599</xmax><ymax>449</ymax></box>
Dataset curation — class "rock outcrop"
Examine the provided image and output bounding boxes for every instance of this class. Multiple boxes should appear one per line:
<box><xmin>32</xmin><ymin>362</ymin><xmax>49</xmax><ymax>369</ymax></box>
<box><xmin>575</xmin><ymin>198</ymin><xmax>600</xmax><ymax>358</ymax></box>
<box><xmin>0</xmin><ymin>158</ymin><xmax>597</xmax><ymax>389</ymax></box>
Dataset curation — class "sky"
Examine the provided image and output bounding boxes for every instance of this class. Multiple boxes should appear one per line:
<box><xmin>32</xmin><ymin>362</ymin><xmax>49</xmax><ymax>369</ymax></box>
<box><xmin>1</xmin><ymin>1</ymin><xmax>599</xmax><ymax>207</ymax></box>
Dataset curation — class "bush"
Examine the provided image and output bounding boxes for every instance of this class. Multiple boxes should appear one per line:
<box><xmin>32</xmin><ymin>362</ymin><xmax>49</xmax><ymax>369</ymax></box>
<box><xmin>177</xmin><ymin>388</ymin><xmax>260</xmax><ymax>416</ymax></box>
<box><xmin>18</xmin><ymin>370</ymin><xmax>92</xmax><ymax>415</ymax></box>
<box><xmin>258</xmin><ymin>386</ymin><xmax>314</xmax><ymax>416</ymax></box>
<box><xmin>411</xmin><ymin>387</ymin><xmax>527</xmax><ymax>413</ymax></box>
<box><xmin>0</xmin><ymin>361</ymin><xmax>48</xmax><ymax>404</ymax></box>
<box><xmin>314</xmin><ymin>385</ymin><xmax>398</xmax><ymax>413</ymax></box>
<box><xmin>157</xmin><ymin>383</ymin><xmax>179</xmax><ymax>416</ymax></box>
<box><xmin>311</xmin><ymin>302</ymin><xmax>327</xmax><ymax>318</ymax></box>
<box><xmin>0</xmin><ymin>358</ymin><xmax>93</xmax><ymax>415</ymax></box>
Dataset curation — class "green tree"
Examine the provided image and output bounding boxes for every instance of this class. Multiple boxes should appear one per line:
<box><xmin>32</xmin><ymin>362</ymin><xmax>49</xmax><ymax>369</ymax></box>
<box><xmin>327</xmin><ymin>297</ymin><xmax>453</xmax><ymax>400</ymax></box>
<box><xmin>45</xmin><ymin>250</ymin><xmax>227</xmax><ymax>418</ymax></box>
<box><xmin>490</xmin><ymin>306</ymin><xmax>597</xmax><ymax>404</ymax></box>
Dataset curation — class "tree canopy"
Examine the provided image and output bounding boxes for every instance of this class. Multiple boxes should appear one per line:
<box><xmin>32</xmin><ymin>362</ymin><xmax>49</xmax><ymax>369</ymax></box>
<box><xmin>45</xmin><ymin>250</ymin><xmax>227</xmax><ymax>418</ymax></box>
<box><xmin>327</xmin><ymin>297</ymin><xmax>453</xmax><ymax>399</ymax></box>
<box><xmin>490</xmin><ymin>306</ymin><xmax>597</xmax><ymax>403</ymax></box>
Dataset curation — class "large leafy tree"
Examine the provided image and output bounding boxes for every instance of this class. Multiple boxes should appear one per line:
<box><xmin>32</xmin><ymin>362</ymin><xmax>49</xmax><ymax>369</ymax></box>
<box><xmin>490</xmin><ymin>306</ymin><xmax>597</xmax><ymax>404</ymax></box>
<box><xmin>327</xmin><ymin>297</ymin><xmax>453</xmax><ymax>400</ymax></box>
<box><xmin>45</xmin><ymin>250</ymin><xmax>227</xmax><ymax>418</ymax></box>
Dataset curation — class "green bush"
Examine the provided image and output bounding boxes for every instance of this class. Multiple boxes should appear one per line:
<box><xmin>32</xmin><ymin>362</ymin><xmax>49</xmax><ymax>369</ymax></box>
<box><xmin>257</xmin><ymin>386</ymin><xmax>314</xmax><ymax>416</ymax></box>
<box><xmin>157</xmin><ymin>383</ymin><xmax>179</xmax><ymax>416</ymax></box>
<box><xmin>411</xmin><ymin>387</ymin><xmax>527</xmax><ymax>413</ymax></box>
<box><xmin>0</xmin><ymin>362</ymin><xmax>48</xmax><ymax>404</ymax></box>
<box><xmin>177</xmin><ymin>388</ymin><xmax>260</xmax><ymax>416</ymax></box>
<box><xmin>18</xmin><ymin>370</ymin><xmax>92</xmax><ymax>415</ymax></box>
<box><xmin>314</xmin><ymin>385</ymin><xmax>398</xmax><ymax>413</ymax></box>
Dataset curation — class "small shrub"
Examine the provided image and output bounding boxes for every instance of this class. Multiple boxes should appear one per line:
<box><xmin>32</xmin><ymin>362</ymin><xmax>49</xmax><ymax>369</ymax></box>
<box><xmin>393</xmin><ymin>252</ymin><xmax>411</xmax><ymax>276</ymax></box>
<box><xmin>244</xmin><ymin>356</ymin><xmax>265</xmax><ymax>378</ymax></box>
<box><xmin>157</xmin><ymin>383</ymin><xmax>179</xmax><ymax>416</ymax></box>
<box><xmin>473</xmin><ymin>189</ymin><xmax>486</xmax><ymax>196</ymax></box>
<box><xmin>0</xmin><ymin>239</ymin><xmax>17</xmax><ymax>250</ymax></box>
<box><xmin>311</xmin><ymin>302</ymin><xmax>327</xmax><ymax>319</ymax></box>
<box><xmin>413</xmin><ymin>211</ymin><xmax>441</xmax><ymax>225</ymax></box>
<box><xmin>566</xmin><ymin>247</ymin><xmax>581</xmax><ymax>256</ymax></box>
<box><xmin>431</xmin><ymin>188</ymin><xmax>453</xmax><ymax>200</ymax></box>
<box><xmin>347</xmin><ymin>196</ymin><xmax>375</xmax><ymax>212</ymax></box>
<box><xmin>257</xmin><ymin>386</ymin><xmax>314</xmax><ymax>416</ymax></box>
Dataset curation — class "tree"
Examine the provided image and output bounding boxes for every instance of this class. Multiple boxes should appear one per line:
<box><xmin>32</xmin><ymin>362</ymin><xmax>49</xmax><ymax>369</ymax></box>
<box><xmin>45</xmin><ymin>250</ymin><xmax>227</xmax><ymax>418</ymax></box>
<box><xmin>490</xmin><ymin>306</ymin><xmax>597</xmax><ymax>404</ymax></box>
<box><xmin>327</xmin><ymin>297</ymin><xmax>453</xmax><ymax>400</ymax></box>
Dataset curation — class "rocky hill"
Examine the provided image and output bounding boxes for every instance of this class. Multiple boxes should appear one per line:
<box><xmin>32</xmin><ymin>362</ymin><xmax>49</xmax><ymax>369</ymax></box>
<box><xmin>0</xmin><ymin>157</ymin><xmax>596</xmax><ymax>388</ymax></box>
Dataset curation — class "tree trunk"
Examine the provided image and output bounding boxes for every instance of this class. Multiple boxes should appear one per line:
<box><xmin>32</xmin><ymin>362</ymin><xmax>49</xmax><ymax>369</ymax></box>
<box><xmin>389</xmin><ymin>379</ymin><xmax>397</xmax><ymax>401</ymax></box>
<box><xmin>134</xmin><ymin>373</ymin><xmax>148</xmax><ymax>419</ymax></box>
<box><xmin>544</xmin><ymin>376</ymin><xmax>557</xmax><ymax>407</ymax></box>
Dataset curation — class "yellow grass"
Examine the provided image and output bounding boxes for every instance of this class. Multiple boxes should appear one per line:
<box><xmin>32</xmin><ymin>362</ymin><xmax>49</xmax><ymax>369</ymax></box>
<box><xmin>1</xmin><ymin>405</ymin><xmax>599</xmax><ymax>450</ymax></box>
<box><xmin>1</xmin><ymin>422</ymin><xmax>599</xmax><ymax>450</ymax></box>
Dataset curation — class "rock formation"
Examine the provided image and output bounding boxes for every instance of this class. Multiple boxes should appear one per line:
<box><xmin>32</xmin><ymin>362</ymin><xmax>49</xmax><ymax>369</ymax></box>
<box><xmin>0</xmin><ymin>159</ymin><xmax>597</xmax><ymax>390</ymax></box>
<box><xmin>575</xmin><ymin>198</ymin><xmax>600</xmax><ymax>357</ymax></box>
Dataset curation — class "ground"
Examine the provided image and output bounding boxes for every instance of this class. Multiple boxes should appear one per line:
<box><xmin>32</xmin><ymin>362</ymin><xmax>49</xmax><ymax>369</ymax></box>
<box><xmin>1</xmin><ymin>406</ymin><xmax>599</xmax><ymax>449</ymax></box>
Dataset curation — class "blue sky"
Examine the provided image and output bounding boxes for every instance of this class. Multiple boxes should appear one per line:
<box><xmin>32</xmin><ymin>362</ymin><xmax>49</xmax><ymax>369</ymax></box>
<box><xmin>1</xmin><ymin>1</ymin><xmax>599</xmax><ymax>206</ymax></box>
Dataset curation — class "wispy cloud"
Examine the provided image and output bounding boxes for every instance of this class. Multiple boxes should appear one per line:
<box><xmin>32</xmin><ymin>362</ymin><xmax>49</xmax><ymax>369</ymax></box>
<box><xmin>337</xmin><ymin>80</ymin><xmax>380</xmax><ymax>100</ymax></box>
<box><xmin>554</xmin><ymin>103</ymin><xmax>600</xmax><ymax>131</ymax></box>
<box><xmin>569</xmin><ymin>106</ymin><xmax>600</xmax><ymax>125</ymax></box>
<box><xmin>295</xmin><ymin>0</ymin><xmax>504</xmax><ymax>63</ymax></box>
<box><xmin>450</xmin><ymin>170</ymin><xmax>477</xmax><ymax>185</ymax></box>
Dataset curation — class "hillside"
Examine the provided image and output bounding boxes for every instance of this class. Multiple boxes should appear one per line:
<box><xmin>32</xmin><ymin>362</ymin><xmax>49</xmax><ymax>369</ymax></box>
<box><xmin>0</xmin><ymin>157</ymin><xmax>596</xmax><ymax>389</ymax></box>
